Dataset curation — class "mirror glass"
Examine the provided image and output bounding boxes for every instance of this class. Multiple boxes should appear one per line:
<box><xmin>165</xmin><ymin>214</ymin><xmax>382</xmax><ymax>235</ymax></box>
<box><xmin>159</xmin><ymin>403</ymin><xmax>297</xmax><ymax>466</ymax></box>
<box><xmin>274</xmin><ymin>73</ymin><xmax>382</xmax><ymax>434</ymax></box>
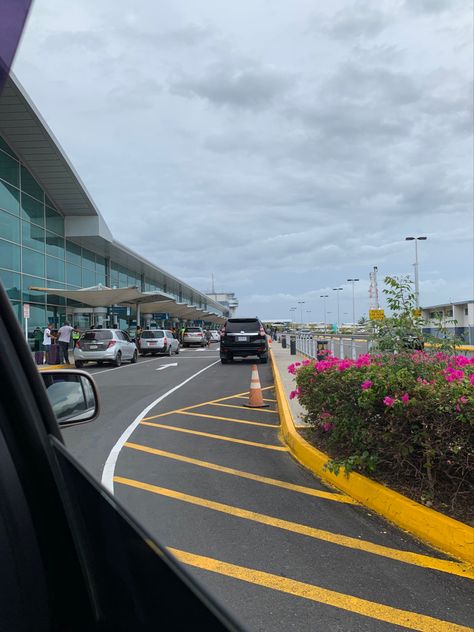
<box><xmin>41</xmin><ymin>373</ymin><xmax>98</xmax><ymax>424</ymax></box>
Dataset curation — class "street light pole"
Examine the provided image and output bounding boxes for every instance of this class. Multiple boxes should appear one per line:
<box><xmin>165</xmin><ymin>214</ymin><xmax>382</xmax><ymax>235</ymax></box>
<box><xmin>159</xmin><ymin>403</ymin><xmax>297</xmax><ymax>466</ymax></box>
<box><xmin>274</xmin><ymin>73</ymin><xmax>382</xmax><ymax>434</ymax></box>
<box><xmin>405</xmin><ymin>237</ymin><xmax>427</xmax><ymax>308</ymax></box>
<box><xmin>297</xmin><ymin>300</ymin><xmax>305</xmax><ymax>326</ymax></box>
<box><xmin>320</xmin><ymin>295</ymin><xmax>328</xmax><ymax>331</ymax></box>
<box><xmin>347</xmin><ymin>278</ymin><xmax>359</xmax><ymax>332</ymax></box>
<box><xmin>332</xmin><ymin>288</ymin><xmax>343</xmax><ymax>330</ymax></box>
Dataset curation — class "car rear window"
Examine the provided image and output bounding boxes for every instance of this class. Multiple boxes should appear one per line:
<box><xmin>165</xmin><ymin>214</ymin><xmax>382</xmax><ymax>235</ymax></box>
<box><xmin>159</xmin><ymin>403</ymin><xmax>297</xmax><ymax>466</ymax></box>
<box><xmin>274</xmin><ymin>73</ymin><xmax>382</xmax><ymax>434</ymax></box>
<box><xmin>226</xmin><ymin>319</ymin><xmax>260</xmax><ymax>333</ymax></box>
<box><xmin>141</xmin><ymin>331</ymin><xmax>164</xmax><ymax>339</ymax></box>
<box><xmin>185</xmin><ymin>327</ymin><xmax>201</xmax><ymax>332</ymax></box>
<box><xmin>83</xmin><ymin>330</ymin><xmax>113</xmax><ymax>341</ymax></box>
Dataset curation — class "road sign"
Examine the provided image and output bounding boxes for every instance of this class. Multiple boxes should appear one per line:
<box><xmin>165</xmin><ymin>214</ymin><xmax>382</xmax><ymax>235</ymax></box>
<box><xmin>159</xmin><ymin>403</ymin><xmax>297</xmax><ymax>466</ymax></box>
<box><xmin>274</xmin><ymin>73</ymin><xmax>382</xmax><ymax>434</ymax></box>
<box><xmin>369</xmin><ymin>309</ymin><xmax>385</xmax><ymax>321</ymax></box>
<box><xmin>23</xmin><ymin>303</ymin><xmax>30</xmax><ymax>319</ymax></box>
<box><xmin>152</xmin><ymin>313</ymin><xmax>169</xmax><ymax>319</ymax></box>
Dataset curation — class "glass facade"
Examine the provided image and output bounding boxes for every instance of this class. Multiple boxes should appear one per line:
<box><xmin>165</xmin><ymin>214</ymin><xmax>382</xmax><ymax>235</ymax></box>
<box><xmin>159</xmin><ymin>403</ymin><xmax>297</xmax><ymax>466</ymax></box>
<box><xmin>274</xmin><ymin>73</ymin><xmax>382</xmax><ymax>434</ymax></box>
<box><xmin>0</xmin><ymin>132</ymin><xmax>224</xmax><ymax>347</ymax></box>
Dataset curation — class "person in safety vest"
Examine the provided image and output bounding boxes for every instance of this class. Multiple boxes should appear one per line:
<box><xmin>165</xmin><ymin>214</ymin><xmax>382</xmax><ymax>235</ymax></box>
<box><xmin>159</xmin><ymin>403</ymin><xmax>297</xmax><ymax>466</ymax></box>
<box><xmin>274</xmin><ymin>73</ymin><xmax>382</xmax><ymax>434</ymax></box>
<box><xmin>72</xmin><ymin>325</ymin><xmax>81</xmax><ymax>348</ymax></box>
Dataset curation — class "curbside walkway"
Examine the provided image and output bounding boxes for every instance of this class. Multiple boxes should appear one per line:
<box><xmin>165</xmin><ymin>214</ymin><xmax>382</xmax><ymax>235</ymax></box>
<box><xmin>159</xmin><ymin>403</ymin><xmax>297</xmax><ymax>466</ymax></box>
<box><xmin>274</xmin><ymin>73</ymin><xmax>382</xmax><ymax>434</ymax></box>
<box><xmin>270</xmin><ymin>347</ymin><xmax>474</xmax><ymax>567</ymax></box>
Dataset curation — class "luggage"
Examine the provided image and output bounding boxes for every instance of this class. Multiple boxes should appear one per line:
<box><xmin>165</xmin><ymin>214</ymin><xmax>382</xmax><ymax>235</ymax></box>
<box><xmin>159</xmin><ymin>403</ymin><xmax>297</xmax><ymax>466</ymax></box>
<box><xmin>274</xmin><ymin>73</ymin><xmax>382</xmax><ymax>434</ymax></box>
<box><xmin>34</xmin><ymin>351</ymin><xmax>45</xmax><ymax>365</ymax></box>
<box><xmin>47</xmin><ymin>344</ymin><xmax>60</xmax><ymax>364</ymax></box>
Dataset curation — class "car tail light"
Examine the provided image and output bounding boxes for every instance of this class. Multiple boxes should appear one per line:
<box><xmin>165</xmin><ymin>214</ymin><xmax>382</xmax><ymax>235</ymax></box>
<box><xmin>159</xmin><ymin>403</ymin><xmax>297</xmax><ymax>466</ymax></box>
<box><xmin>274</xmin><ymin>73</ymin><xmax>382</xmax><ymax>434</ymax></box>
<box><xmin>75</xmin><ymin>341</ymin><xmax>81</xmax><ymax>349</ymax></box>
<box><xmin>163</xmin><ymin>338</ymin><xmax>168</xmax><ymax>345</ymax></box>
<box><xmin>197</xmin><ymin>333</ymin><xmax>202</xmax><ymax>337</ymax></box>
<box><xmin>107</xmin><ymin>340</ymin><xmax>116</xmax><ymax>348</ymax></box>
<box><xmin>220</xmin><ymin>329</ymin><xmax>225</xmax><ymax>337</ymax></box>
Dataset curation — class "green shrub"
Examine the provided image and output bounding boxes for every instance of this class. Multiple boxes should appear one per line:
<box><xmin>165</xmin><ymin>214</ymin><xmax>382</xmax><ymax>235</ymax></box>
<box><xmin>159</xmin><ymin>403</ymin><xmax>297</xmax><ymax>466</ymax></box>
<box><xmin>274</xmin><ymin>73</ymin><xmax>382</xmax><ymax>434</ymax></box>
<box><xmin>288</xmin><ymin>351</ymin><xmax>474</xmax><ymax>514</ymax></box>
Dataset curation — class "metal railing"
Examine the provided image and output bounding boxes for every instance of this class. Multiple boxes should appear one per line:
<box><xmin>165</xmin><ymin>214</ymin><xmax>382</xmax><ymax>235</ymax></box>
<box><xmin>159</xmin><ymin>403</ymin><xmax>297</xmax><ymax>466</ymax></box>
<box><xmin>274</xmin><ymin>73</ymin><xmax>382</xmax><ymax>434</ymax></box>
<box><xmin>279</xmin><ymin>333</ymin><xmax>474</xmax><ymax>359</ymax></box>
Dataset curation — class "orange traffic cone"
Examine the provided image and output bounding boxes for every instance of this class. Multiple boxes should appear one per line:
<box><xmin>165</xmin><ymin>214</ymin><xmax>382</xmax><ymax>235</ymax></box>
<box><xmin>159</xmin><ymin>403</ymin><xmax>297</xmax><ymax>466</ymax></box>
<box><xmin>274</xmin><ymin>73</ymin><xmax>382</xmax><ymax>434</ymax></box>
<box><xmin>244</xmin><ymin>364</ymin><xmax>269</xmax><ymax>408</ymax></box>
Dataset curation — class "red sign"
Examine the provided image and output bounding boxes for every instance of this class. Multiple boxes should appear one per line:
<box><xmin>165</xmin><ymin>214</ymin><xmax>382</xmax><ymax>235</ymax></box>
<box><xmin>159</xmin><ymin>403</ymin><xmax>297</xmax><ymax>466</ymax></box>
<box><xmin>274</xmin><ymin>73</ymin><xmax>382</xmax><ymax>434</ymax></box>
<box><xmin>23</xmin><ymin>303</ymin><xmax>30</xmax><ymax>319</ymax></box>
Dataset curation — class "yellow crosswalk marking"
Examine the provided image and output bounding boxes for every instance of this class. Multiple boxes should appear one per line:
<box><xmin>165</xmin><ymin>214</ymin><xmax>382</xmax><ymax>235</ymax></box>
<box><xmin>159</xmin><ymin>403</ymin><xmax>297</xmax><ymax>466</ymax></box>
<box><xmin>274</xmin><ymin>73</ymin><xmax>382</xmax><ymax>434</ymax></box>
<box><xmin>114</xmin><ymin>476</ymin><xmax>474</xmax><ymax>580</ymax></box>
<box><xmin>123</xmin><ymin>442</ymin><xmax>356</xmax><ymax>504</ymax></box>
<box><xmin>140</xmin><ymin>421</ymin><xmax>287</xmax><ymax>451</ymax></box>
<box><xmin>170</xmin><ymin>548</ymin><xmax>473</xmax><ymax>632</ymax></box>
<box><xmin>209</xmin><ymin>402</ymin><xmax>278</xmax><ymax>414</ymax></box>
<box><xmin>176</xmin><ymin>410</ymin><xmax>277</xmax><ymax>428</ymax></box>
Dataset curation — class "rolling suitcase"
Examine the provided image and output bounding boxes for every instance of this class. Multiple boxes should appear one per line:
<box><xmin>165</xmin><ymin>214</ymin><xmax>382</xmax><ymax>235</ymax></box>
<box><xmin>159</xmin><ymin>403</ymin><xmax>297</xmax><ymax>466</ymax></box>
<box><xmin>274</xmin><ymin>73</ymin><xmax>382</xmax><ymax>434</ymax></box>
<box><xmin>47</xmin><ymin>344</ymin><xmax>60</xmax><ymax>364</ymax></box>
<box><xmin>34</xmin><ymin>350</ymin><xmax>45</xmax><ymax>365</ymax></box>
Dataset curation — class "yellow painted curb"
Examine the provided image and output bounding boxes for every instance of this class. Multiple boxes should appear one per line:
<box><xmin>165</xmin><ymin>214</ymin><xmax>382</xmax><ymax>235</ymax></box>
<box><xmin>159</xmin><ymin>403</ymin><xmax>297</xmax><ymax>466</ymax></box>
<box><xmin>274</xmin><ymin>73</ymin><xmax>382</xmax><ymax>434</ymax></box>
<box><xmin>37</xmin><ymin>364</ymin><xmax>75</xmax><ymax>371</ymax></box>
<box><xmin>270</xmin><ymin>349</ymin><xmax>474</xmax><ymax>566</ymax></box>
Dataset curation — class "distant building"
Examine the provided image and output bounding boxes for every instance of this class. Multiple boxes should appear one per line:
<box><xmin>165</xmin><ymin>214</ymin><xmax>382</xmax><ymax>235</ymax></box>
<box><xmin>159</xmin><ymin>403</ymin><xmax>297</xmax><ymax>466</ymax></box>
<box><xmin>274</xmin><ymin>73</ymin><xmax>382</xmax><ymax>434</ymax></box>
<box><xmin>206</xmin><ymin>292</ymin><xmax>239</xmax><ymax>318</ymax></box>
<box><xmin>421</xmin><ymin>300</ymin><xmax>474</xmax><ymax>345</ymax></box>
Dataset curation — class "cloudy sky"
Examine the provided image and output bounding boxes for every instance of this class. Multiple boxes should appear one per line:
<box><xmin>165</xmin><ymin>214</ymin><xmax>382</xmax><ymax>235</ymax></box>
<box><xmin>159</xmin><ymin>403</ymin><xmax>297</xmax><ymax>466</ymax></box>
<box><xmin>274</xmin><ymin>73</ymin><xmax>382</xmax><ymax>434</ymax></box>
<box><xmin>13</xmin><ymin>0</ymin><xmax>473</xmax><ymax>322</ymax></box>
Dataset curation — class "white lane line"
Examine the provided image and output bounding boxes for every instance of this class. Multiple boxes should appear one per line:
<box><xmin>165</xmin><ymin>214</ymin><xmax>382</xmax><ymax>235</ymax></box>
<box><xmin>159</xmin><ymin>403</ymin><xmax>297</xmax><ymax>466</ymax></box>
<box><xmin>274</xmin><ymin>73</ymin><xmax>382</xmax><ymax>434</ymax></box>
<box><xmin>101</xmin><ymin>359</ymin><xmax>220</xmax><ymax>493</ymax></box>
<box><xmin>85</xmin><ymin>356</ymin><xmax>164</xmax><ymax>376</ymax></box>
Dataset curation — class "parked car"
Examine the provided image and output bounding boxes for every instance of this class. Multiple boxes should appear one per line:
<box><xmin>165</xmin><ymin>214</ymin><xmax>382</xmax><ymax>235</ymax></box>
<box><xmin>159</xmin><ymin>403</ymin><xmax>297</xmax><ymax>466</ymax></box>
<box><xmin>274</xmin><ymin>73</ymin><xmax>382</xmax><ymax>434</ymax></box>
<box><xmin>210</xmin><ymin>330</ymin><xmax>221</xmax><ymax>342</ymax></box>
<box><xmin>220</xmin><ymin>317</ymin><xmax>269</xmax><ymax>364</ymax></box>
<box><xmin>139</xmin><ymin>329</ymin><xmax>180</xmax><ymax>356</ymax></box>
<box><xmin>74</xmin><ymin>329</ymin><xmax>138</xmax><ymax>367</ymax></box>
<box><xmin>183</xmin><ymin>326</ymin><xmax>207</xmax><ymax>347</ymax></box>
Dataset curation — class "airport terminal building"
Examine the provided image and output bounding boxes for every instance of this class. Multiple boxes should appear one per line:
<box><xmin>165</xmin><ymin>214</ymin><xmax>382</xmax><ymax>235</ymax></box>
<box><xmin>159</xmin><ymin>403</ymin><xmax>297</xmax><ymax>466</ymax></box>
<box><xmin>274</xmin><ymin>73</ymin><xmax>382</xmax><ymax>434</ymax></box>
<box><xmin>0</xmin><ymin>75</ymin><xmax>229</xmax><ymax>346</ymax></box>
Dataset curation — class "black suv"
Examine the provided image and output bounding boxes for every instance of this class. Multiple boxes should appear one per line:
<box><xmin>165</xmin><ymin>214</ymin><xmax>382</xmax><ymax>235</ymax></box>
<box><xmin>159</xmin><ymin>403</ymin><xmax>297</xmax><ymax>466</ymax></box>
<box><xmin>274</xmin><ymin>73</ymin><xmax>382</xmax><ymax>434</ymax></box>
<box><xmin>220</xmin><ymin>318</ymin><xmax>269</xmax><ymax>364</ymax></box>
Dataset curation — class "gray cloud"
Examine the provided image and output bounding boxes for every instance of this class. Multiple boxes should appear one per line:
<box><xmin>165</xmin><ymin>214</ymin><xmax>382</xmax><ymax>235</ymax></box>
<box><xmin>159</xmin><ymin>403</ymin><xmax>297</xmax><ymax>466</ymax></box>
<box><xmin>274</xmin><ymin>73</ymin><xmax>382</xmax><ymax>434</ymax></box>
<box><xmin>169</xmin><ymin>61</ymin><xmax>294</xmax><ymax>109</ymax></box>
<box><xmin>319</xmin><ymin>3</ymin><xmax>391</xmax><ymax>40</ymax></box>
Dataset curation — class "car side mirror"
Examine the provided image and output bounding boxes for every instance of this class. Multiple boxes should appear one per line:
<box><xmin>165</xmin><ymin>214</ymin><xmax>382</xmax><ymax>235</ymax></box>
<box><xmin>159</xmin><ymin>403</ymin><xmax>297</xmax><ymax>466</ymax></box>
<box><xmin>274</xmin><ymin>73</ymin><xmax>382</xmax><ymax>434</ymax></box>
<box><xmin>40</xmin><ymin>370</ymin><xmax>100</xmax><ymax>425</ymax></box>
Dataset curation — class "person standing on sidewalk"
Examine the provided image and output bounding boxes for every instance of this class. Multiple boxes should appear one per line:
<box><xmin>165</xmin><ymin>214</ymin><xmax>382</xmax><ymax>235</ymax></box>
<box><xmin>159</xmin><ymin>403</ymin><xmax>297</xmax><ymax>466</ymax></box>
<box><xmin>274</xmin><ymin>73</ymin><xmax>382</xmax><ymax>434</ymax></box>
<box><xmin>42</xmin><ymin>323</ymin><xmax>54</xmax><ymax>363</ymax></box>
<box><xmin>57</xmin><ymin>321</ymin><xmax>73</xmax><ymax>364</ymax></box>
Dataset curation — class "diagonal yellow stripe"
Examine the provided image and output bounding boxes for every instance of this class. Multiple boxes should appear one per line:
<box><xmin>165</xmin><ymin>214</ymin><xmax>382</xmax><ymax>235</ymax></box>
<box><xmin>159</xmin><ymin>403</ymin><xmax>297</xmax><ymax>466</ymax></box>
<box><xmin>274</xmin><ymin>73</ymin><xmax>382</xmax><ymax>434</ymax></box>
<box><xmin>170</xmin><ymin>548</ymin><xmax>473</xmax><ymax>632</ymax></box>
<box><xmin>176</xmin><ymin>410</ymin><xmax>277</xmax><ymax>428</ymax></box>
<box><xmin>140</xmin><ymin>421</ymin><xmax>287</xmax><ymax>451</ymax></box>
<box><xmin>209</xmin><ymin>402</ymin><xmax>278</xmax><ymax>414</ymax></box>
<box><xmin>123</xmin><ymin>442</ymin><xmax>356</xmax><ymax>504</ymax></box>
<box><xmin>114</xmin><ymin>476</ymin><xmax>474</xmax><ymax>580</ymax></box>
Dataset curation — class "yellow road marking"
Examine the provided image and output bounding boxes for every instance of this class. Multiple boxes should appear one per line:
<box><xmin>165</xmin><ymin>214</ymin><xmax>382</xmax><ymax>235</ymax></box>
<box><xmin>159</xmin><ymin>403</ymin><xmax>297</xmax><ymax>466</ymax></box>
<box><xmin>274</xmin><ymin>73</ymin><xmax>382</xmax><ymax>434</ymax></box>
<box><xmin>235</xmin><ymin>395</ymin><xmax>277</xmax><ymax>403</ymax></box>
<box><xmin>176</xmin><ymin>410</ymin><xmax>277</xmax><ymax>428</ymax></box>
<box><xmin>169</xmin><ymin>548</ymin><xmax>473</xmax><ymax>632</ymax></box>
<box><xmin>209</xmin><ymin>402</ymin><xmax>278</xmax><ymax>414</ymax></box>
<box><xmin>142</xmin><ymin>388</ymin><xmax>277</xmax><ymax>422</ymax></box>
<box><xmin>123</xmin><ymin>442</ymin><xmax>356</xmax><ymax>504</ymax></box>
<box><xmin>140</xmin><ymin>421</ymin><xmax>288</xmax><ymax>451</ymax></box>
<box><xmin>114</xmin><ymin>476</ymin><xmax>474</xmax><ymax>580</ymax></box>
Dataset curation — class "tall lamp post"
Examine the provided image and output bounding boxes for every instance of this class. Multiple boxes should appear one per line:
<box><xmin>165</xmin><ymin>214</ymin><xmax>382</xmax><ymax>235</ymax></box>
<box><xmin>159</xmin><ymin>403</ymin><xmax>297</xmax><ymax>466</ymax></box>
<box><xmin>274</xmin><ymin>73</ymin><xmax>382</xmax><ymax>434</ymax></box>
<box><xmin>306</xmin><ymin>309</ymin><xmax>312</xmax><ymax>325</ymax></box>
<box><xmin>405</xmin><ymin>237</ymin><xmax>427</xmax><ymax>308</ymax></box>
<box><xmin>347</xmin><ymin>278</ymin><xmax>359</xmax><ymax>332</ymax></box>
<box><xmin>332</xmin><ymin>287</ymin><xmax>343</xmax><ymax>330</ymax></box>
<box><xmin>297</xmin><ymin>300</ymin><xmax>305</xmax><ymax>326</ymax></box>
<box><xmin>320</xmin><ymin>295</ymin><xmax>329</xmax><ymax>331</ymax></box>
<box><xmin>289</xmin><ymin>306</ymin><xmax>296</xmax><ymax>323</ymax></box>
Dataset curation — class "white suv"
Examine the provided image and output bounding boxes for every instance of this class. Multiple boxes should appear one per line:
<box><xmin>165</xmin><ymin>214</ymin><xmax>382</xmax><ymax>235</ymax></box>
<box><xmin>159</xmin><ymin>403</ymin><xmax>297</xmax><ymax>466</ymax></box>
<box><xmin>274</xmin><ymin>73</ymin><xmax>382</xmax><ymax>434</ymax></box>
<box><xmin>139</xmin><ymin>330</ymin><xmax>179</xmax><ymax>356</ymax></box>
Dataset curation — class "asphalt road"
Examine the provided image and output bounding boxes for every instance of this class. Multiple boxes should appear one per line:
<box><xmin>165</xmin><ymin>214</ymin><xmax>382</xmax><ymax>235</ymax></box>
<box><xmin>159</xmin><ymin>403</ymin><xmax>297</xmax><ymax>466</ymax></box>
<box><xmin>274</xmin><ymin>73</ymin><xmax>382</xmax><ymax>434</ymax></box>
<box><xmin>63</xmin><ymin>345</ymin><xmax>474</xmax><ymax>632</ymax></box>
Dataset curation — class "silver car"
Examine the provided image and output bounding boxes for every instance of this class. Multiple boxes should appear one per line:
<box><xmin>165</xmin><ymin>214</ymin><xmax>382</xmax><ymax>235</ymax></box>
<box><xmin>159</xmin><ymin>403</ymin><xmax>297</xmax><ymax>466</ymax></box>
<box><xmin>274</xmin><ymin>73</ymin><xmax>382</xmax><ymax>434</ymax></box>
<box><xmin>139</xmin><ymin>329</ymin><xmax>180</xmax><ymax>356</ymax></box>
<box><xmin>182</xmin><ymin>326</ymin><xmax>207</xmax><ymax>347</ymax></box>
<box><xmin>74</xmin><ymin>329</ymin><xmax>138</xmax><ymax>367</ymax></box>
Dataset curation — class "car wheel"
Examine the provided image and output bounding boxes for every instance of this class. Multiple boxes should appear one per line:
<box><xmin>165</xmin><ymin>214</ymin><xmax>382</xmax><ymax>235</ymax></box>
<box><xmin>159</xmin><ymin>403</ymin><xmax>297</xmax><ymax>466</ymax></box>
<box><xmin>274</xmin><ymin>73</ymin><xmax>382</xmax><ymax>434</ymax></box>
<box><xmin>167</xmin><ymin>345</ymin><xmax>173</xmax><ymax>357</ymax></box>
<box><xmin>114</xmin><ymin>352</ymin><xmax>122</xmax><ymax>367</ymax></box>
<box><xmin>175</xmin><ymin>346</ymin><xmax>180</xmax><ymax>355</ymax></box>
<box><xmin>220</xmin><ymin>357</ymin><xmax>228</xmax><ymax>364</ymax></box>
<box><xmin>75</xmin><ymin>360</ymin><xmax>84</xmax><ymax>368</ymax></box>
<box><xmin>131</xmin><ymin>350</ymin><xmax>138</xmax><ymax>364</ymax></box>
<box><xmin>97</xmin><ymin>361</ymin><xmax>104</xmax><ymax>366</ymax></box>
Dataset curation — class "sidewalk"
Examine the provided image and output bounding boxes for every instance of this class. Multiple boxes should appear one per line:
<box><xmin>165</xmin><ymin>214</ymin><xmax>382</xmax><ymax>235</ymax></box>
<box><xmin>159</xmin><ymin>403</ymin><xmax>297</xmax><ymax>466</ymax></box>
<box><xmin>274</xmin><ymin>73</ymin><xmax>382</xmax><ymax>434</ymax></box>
<box><xmin>270</xmin><ymin>340</ymin><xmax>308</xmax><ymax>427</ymax></box>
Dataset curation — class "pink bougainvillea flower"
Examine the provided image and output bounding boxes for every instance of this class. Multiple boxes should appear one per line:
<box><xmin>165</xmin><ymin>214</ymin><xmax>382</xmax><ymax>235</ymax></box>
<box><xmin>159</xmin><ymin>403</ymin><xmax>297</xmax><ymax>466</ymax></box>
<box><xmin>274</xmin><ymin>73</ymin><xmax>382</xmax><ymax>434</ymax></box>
<box><xmin>361</xmin><ymin>380</ymin><xmax>373</xmax><ymax>390</ymax></box>
<box><xmin>401</xmin><ymin>393</ymin><xmax>410</xmax><ymax>404</ymax></box>
<box><xmin>383</xmin><ymin>396</ymin><xmax>395</xmax><ymax>407</ymax></box>
<box><xmin>322</xmin><ymin>421</ymin><xmax>333</xmax><ymax>432</ymax></box>
<box><xmin>289</xmin><ymin>390</ymin><xmax>298</xmax><ymax>400</ymax></box>
<box><xmin>470</xmin><ymin>374</ymin><xmax>474</xmax><ymax>386</ymax></box>
<box><xmin>459</xmin><ymin>396</ymin><xmax>468</xmax><ymax>404</ymax></box>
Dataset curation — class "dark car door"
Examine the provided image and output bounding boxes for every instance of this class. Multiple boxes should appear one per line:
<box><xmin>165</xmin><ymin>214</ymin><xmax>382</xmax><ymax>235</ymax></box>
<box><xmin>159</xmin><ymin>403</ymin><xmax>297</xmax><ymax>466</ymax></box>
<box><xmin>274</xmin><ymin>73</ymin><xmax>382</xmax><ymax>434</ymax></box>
<box><xmin>0</xmin><ymin>283</ymin><xmax>239</xmax><ymax>631</ymax></box>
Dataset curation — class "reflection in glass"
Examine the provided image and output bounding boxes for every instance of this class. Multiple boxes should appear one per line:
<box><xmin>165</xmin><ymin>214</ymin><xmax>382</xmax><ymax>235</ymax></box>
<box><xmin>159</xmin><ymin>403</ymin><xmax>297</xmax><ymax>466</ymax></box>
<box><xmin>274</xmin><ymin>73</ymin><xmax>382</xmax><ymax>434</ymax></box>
<box><xmin>0</xmin><ymin>179</ymin><xmax>20</xmax><ymax>215</ymax></box>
